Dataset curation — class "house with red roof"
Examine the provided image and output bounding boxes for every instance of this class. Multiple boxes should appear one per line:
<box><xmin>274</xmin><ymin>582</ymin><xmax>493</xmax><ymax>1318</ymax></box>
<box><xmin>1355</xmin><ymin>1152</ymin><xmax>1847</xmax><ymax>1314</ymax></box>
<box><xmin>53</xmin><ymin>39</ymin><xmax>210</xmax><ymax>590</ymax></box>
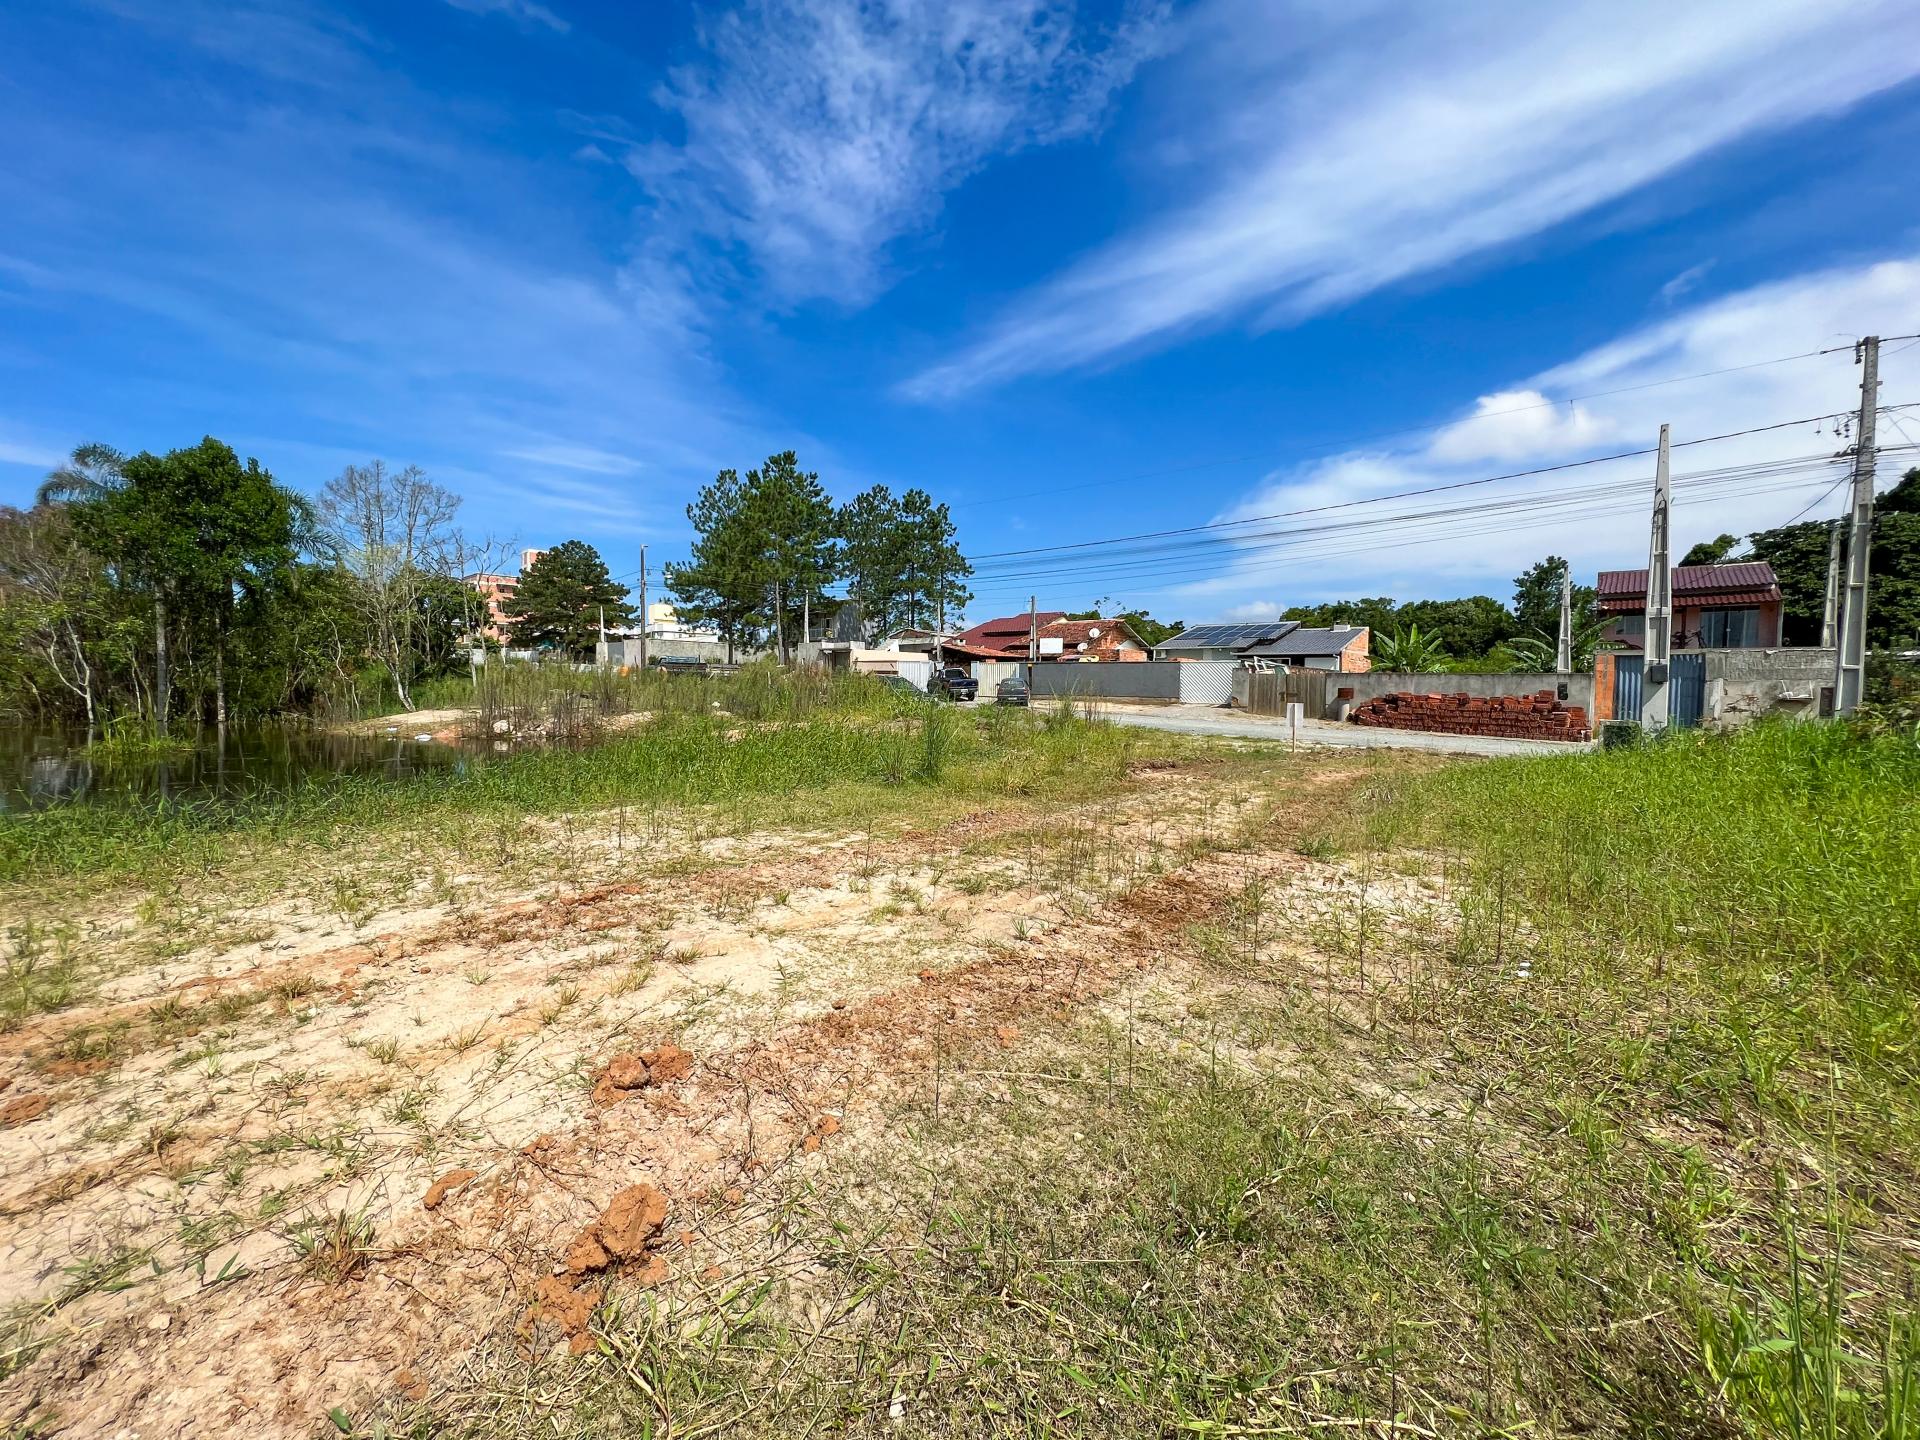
<box><xmin>939</xmin><ymin>612</ymin><xmax>1149</xmax><ymax>663</ymax></box>
<box><xmin>1596</xmin><ymin>562</ymin><xmax>1784</xmax><ymax>649</ymax></box>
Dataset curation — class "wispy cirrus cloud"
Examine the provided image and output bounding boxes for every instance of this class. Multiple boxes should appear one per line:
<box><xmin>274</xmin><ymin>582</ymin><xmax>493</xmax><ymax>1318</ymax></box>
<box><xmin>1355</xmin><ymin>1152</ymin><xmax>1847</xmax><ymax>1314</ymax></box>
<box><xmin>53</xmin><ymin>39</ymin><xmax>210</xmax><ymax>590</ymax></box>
<box><xmin>441</xmin><ymin>0</ymin><xmax>569</xmax><ymax>34</ymax></box>
<box><xmin>903</xmin><ymin>0</ymin><xmax>1920</xmax><ymax>400</ymax></box>
<box><xmin>624</xmin><ymin>0</ymin><xmax>1170</xmax><ymax>305</ymax></box>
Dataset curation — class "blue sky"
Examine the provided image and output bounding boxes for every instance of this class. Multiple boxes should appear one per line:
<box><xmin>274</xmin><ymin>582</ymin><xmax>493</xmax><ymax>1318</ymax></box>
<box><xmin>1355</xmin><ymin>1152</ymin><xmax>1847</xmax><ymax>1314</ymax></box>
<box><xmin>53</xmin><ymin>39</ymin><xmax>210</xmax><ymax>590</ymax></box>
<box><xmin>5</xmin><ymin>0</ymin><xmax>1920</xmax><ymax>625</ymax></box>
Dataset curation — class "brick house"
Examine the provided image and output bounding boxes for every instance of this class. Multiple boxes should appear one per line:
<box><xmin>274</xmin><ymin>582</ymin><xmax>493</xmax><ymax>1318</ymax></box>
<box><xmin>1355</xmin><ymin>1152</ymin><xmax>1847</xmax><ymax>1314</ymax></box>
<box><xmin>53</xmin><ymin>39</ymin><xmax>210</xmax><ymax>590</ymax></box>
<box><xmin>1596</xmin><ymin>562</ymin><xmax>1784</xmax><ymax>650</ymax></box>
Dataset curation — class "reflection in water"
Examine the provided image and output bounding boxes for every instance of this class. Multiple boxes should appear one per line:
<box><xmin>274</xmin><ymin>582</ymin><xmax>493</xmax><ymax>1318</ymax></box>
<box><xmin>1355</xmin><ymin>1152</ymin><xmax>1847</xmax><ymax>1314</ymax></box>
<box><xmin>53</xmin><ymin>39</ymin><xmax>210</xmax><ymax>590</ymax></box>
<box><xmin>0</xmin><ymin>723</ymin><xmax>471</xmax><ymax>814</ymax></box>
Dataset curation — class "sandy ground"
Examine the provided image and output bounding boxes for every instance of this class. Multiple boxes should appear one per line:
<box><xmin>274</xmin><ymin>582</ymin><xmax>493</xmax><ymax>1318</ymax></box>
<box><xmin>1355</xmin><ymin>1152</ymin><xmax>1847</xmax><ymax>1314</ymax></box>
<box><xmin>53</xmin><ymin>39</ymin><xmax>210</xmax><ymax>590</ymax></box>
<box><xmin>0</xmin><ymin>751</ymin><xmax>1428</xmax><ymax>1438</ymax></box>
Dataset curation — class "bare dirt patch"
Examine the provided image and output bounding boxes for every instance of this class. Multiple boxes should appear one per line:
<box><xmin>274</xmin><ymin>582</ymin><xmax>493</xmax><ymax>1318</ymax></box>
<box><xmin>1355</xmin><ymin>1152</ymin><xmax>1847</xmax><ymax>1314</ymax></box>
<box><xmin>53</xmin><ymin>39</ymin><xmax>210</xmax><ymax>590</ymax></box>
<box><xmin>0</xmin><ymin>750</ymin><xmax>1355</xmax><ymax>1438</ymax></box>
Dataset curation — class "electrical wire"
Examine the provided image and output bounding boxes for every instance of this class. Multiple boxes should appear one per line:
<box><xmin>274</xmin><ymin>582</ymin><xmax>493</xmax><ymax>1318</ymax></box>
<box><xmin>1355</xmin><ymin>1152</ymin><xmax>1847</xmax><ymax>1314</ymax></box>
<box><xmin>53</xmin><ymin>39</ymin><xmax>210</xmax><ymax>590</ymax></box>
<box><xmin>958</xmin><ymin>446</ymin><xmax>1919</xmax><ymax>603</ymax></box>
<box><xmin>962</xmin><ymin>409</ymin><xmax>1895</xmax><ymax>564</ymax></box>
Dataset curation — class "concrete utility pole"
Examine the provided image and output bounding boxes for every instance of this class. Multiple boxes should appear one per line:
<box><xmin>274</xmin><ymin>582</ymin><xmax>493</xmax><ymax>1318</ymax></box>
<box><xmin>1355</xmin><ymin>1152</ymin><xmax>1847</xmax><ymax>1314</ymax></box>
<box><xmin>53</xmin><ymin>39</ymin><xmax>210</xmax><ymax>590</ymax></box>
<box><xmin>637</xmin><ymin>544</ymin><xmax>648</xmax><ymax>671</ymax></box>
<box><xmin>1640</xmin><ymin>423</ymin><xmax>1674</xmax><ymax>732</ymax></box>
<box><xmin>1555</xmin><ymin>560</ymin><xmax>1573</xmax><ymax>674</ymax></box>
<box><xmin>1820</xmin><ymin>519</ymin><xmax>1843</xmax><ymax>649</ymax></box>
<box><xmin>1028</xmin><ymin>594</ymin><xmax>1038</xmax><ymax>684</ymax></box>
<box><xmin>1834</xmin><ymin>335</ymin><xmax>1879</xmax><ymax>714</ymax></box>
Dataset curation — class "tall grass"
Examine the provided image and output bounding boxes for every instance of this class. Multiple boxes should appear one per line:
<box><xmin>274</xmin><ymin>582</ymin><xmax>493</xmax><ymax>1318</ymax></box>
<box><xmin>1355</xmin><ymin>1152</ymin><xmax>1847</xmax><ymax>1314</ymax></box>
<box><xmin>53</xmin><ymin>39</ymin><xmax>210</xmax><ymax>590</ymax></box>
<box><xmin>0</xmin><ymin>681</ymin><xmax>1133</xmax><ymax>883</ymax></box>
<box><xmin>1359</xmin><ymin>720</ymin><xmax>1920</xmax><ymax>1438</ymax></box>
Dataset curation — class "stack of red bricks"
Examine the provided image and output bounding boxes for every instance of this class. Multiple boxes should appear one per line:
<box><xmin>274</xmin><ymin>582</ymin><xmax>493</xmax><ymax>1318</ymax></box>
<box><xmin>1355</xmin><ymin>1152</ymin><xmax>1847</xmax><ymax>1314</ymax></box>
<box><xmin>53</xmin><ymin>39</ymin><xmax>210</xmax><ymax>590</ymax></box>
<box><xmin>1348</xmin><ymin>689</ymin><xmax>1591</xmax><ymax>742</ymax></box>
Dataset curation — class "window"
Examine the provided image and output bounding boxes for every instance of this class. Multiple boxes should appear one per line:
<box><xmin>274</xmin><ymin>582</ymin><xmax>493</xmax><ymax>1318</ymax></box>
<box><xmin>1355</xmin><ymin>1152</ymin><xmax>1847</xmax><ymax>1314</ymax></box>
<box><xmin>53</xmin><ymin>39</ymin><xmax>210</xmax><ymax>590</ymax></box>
<box><xmin>1697</xmin><ymin>608</ymin><xmax>1759</xmax><ymax>647</ymax></box>
<box><xmin>1611</xmin><ymin>615</ymin><xmax>1645</xmax><ymax>642</ymax></box>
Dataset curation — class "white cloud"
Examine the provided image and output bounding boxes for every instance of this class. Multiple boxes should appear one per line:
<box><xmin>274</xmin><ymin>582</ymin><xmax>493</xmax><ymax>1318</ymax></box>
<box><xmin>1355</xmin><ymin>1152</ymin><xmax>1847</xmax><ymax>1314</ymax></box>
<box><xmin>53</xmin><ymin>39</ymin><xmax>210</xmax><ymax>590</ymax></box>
<box><xmin>442</xmin><ymin>0</ymin><xmax>569</xmax><ymax>34</ymax></box>
<box><xmin>1661</xmin><ymin>259</ymin><xmax>1717</xmax><ymax>304</ymax></box>
<box><xmin>634</xmin><ymin>0</ymin><xmax>1169</xmax><ymax>304</ymax></box>
<box><xmin>1171</xmin><ymin>255</ymin><xmax>1920</xmax><ymax>613</ymax></box>
<box><xmin>1217</xmin><ymin>599</ymin><xmax>1284</xmax><ymax>621</ymax></box>
<box><xmin>903</xmin><ymin>0</ymin><xmax>1920</xmax><ymax>399</ymax></box>
<box><xmin>1427</xmin><ymin>391</ymin><xmax>1613</xmax><ymax>464</ymax></box>
<box><xmin>502</xmin><ymin>442</ymin><xmax>643</xmax><ymax>474</ymax></box>
<box><xmin>0</xmin><ymin>436</ymin><xmax>64</xmax><ymax>470</ymax></box>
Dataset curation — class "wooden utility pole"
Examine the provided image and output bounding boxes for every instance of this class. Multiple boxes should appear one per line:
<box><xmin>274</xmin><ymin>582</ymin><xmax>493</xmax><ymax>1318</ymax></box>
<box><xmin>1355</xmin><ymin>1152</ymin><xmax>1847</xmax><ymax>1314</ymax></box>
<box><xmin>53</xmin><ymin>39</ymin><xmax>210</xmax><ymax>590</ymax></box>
<box><xmin>1834</xmin><ymin>335</ymin><xmax>1878</xmax><ymax>714</ymax></box>
<box><xmin>637</xmin><ymin>544</ymin><xmax>648</xmax><ymax>671</ymax></box>
<box><xmin>1640</xmin><ymin>424</ymin><xmax>1673</xmax><ymax>732</ymax></box>
<box><xmin>1820</xmin><ymin>520</ymin><xmax>1842</xmax><ymax>649</ymax></box>
<box><xmin>1555</xmin><ymin>561</ymin><xmax>1573</xmax><ymax>674</ymax></box>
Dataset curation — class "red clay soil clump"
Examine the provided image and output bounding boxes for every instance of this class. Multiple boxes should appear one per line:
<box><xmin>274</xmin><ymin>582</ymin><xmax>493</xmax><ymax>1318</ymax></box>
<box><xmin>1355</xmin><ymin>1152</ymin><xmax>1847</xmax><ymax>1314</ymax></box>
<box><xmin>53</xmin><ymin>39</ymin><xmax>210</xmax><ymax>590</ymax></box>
<box><xmin>596</xmin><ymin>1183</ymin><xmax>669</xmax><ymax>1258</ymax></box>
<box><xmin>529</xmin><ymin>1275</ymin><xmax>603</xmax><ymax>1356</ymax></box>
<box><xmin>421</xmin><ymin>1168</ymin><xmax>479</xmax><ymax>1210</ymax></box>
<box><xmin>1</xmin><ymin>1094</ymin><xmax>49</xmax><ymax>1128</ymax></box>
<box><xmin>640</xmin><ymin>1043</ymin><xmax>694</xmax><ymax>1083</ymax></box>
<box><xmin>589</xmin><ymin>1042</ymin><xmax>695</xmax><ymax>1106</ymax></box>
<box><xmin>539</xmin><ymin>1183</ymin><xmax>673</xmax><ymax>1354</ymax></box>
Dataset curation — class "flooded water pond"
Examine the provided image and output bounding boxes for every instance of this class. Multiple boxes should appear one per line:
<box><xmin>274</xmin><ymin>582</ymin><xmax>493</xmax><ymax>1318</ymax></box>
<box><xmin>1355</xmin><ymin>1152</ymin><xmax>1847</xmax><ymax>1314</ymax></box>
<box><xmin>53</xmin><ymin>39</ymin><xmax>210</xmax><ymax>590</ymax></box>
<box><xmin>0</xmin><ymin>723</ymin><xmax>473</xmax><ymax>813</ymax></box>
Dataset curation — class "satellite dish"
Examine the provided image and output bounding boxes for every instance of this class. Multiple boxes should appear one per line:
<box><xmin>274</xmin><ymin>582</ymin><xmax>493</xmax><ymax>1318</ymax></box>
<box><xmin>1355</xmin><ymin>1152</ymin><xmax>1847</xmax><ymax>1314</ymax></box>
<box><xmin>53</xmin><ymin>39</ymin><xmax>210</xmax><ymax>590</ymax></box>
<box><xmin>1088</xmin><ymin>626</ymin><xmax>1101</xmax><ymax>638</ymax></box>
<box><xmin>1076</xmin><ymin>641</ymin><xmax>1088</xmax><ymax>651</ymax></box>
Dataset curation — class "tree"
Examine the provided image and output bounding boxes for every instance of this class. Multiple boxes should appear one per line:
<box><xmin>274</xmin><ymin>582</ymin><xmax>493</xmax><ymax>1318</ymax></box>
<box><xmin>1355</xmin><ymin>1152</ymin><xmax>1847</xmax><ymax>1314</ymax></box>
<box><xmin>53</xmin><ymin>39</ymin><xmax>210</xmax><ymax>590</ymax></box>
<box><xmin>0</xmin><ymin>502</ymin><xmax>123</xmax><ymax>729</ymax></box>
<box><xmin>670</xmin><ymin>468</ymin><xmax>769</xmax><ymax>662</ymax></box>
<box><xmin>1679</xmin><ymin>533</ymin><xmax>1744</xmax><ymax>567</ymax></box>
<box><xmin>69</xmin><ymin>437</ymin><xmax>306</xmax><ymax>731</ymax></box>
<box><xmin>1747</xmin><ymin>469</ymin><xmax>1920</xmax><ymax>649</ymax></box>
<box><xmin>745</xmin><ymin>452</ymin><xmax>837</xmax><ymax>662</ymax></box>
<box><xmin>317</xmin><ymin>461</ymin><xmax>459</xmax><ymax>712</ymax></box>
<box><xmin>506</xmin><ymin>540</ymin><xmax>633</xmax><ymax>657</ymax></box>
<box><xmin>1511</xmin><ymin>556</ymin><xmax>1598</xmax><ymax>641</ymax></box>
<box><xmin>1374</xmin><ymin>624</ymin><xmax>1451</xmax><ymax>672</ymax></box>
<box><xmin>1395</xmin><ymin>596</ymin><xmax>1514</xmax><ymax>659</ymax></box>
<box><xmin>837</xmin><ymin>484</ymin><xmax>971</xmax><ymax>637</ymax></box>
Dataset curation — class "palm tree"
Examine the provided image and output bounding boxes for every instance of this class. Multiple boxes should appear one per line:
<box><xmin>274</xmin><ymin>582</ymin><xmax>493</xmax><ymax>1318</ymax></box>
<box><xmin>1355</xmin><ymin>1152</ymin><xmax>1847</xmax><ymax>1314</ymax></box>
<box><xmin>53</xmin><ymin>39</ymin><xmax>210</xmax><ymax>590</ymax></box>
<box><xmin>36</xmin><ymin>442</ymin><xmax>126</xmax><ymax>505</ymax></box>
<box><xmin>1503</xmin><ymin>618</ymin><xmax>1607</xmax><ymax>673</ymax></box>
<box><xmin>1374</xmin><ymin>624</ymin><xmax>1451</xmax><ymax>672</ymax></box>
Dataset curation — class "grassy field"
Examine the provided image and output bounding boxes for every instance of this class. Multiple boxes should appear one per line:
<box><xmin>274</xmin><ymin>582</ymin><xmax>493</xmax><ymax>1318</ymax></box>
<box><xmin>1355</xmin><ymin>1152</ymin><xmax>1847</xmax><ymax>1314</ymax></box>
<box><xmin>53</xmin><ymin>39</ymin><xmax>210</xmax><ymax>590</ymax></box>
<box><xmin>0</xmin><ymin>669</ymin><xmax>1129</xmax><ymax>885</ymax></box>
<box><xmin>2</xmin><ymin>699</ymin><xmax>1915</xmax><ymax>1440</ymax></box>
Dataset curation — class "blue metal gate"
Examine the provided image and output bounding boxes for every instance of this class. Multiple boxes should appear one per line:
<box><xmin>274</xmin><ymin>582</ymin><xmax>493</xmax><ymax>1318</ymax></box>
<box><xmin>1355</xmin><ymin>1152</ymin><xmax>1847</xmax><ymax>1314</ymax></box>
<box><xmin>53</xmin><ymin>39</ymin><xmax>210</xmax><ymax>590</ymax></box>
<box><xmin>1671</xmin><ymin>653</ymin><xmax>1705</xmax><ymax>728</ymax></box>
<box><xmin>1613</xmin><ymin>656</ymin><xmax>1642</xmax><ymax>721</ymax></box>
<box><xmin>1613</xmin><ymin>653</ymin><xmax>1704</xmax><ymax>728</ymax></box>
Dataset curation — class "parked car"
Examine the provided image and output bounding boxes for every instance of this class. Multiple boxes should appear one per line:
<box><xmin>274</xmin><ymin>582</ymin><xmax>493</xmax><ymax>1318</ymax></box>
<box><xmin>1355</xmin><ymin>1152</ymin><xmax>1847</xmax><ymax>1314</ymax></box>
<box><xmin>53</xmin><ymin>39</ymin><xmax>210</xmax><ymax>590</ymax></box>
<box><xmin>994</xmin><ymin>676</ymin><xmax>1030</xmax><ymax>707</ymax></box>
<box><xmin>651</xmin><ymin>655</ymin><xmax>708</xmax><ymax>675</ymax></box>
<box><xmin>876</xmin><ymin>673</ymin><xmax>926</xmax><ymax>698</ymax></box>
<box><xmin>929</xmin><ymin>666</ymin><xmax>978</xmax><ymax>702</ymax></box>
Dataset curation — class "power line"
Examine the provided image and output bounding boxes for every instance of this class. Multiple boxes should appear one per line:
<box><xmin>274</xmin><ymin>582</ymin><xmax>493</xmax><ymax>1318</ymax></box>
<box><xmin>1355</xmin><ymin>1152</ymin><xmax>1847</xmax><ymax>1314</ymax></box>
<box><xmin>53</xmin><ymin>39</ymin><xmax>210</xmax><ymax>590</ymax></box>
<box><xmin>964</xmin><ymin>410</ymin><xmax>1890</xmax><ymax>565</ymax></box>
<box><xmin>948</xmin><ymin>338</ymin><xmax>1909</xmax><ymax>512</ymax></box>
<box><xmin>959</xmin><ymin>447</ymin><xmax>1918</xmax><ymax>603</ymax></box>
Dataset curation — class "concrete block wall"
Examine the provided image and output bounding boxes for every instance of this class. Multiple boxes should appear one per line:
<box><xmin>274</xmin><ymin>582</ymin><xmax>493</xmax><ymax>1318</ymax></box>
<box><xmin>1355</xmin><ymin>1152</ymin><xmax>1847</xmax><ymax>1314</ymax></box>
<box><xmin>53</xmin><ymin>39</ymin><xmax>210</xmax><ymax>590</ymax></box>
<box><xmin>1702</xmin><ymin>647</ymin><xmax>1834</xmax><ymax>727</ymax></box>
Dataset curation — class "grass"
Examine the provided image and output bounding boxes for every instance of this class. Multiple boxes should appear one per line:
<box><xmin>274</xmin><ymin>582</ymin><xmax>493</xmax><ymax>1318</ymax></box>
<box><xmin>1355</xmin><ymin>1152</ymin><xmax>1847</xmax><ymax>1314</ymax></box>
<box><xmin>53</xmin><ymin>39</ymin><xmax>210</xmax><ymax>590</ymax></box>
<box><xmin>384</xmin><ymin>720</ymin><xmax>1920</xmax><ymax>1440</ymax></box>
<box><xmin>0</xmin><ymin>671</ymin><xmax>1147</xmax><ymax>884</ymax></box>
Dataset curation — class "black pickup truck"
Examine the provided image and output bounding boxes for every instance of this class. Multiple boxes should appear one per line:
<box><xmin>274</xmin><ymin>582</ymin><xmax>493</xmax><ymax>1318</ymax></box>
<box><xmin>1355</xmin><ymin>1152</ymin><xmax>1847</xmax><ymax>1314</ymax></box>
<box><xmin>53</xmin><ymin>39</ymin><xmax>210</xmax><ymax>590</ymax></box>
<box><xmin>929</xmin><ymin>666</ymin><xmax>979</xmax><ymax>702</ymax></box>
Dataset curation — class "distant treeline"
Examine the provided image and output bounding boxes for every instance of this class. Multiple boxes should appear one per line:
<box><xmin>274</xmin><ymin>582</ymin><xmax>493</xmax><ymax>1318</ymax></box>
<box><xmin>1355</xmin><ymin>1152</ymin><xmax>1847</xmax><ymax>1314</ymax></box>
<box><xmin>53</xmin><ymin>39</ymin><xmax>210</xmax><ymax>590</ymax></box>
<box><xmin>2</xmin><ymin>440</ymin><xmax>527</xmax><ymax>729</ymax></box>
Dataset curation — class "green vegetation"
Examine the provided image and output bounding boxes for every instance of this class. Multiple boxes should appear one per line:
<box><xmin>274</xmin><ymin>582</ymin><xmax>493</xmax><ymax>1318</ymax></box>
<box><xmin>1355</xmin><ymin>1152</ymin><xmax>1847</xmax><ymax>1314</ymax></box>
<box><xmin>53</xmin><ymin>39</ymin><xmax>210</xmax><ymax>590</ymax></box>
<box><xmin>1750</xmin><ymin>467</ymin><xmax>1920</xmax><ymax>648</ymax></box>
<box><xmin>672</xmin><ymin>453</ymin><xmax>972</xmax><ymax>658</ymax></box>
<box><xmin>0</xmin><ymin>670</ymin><xmax>1142</xmax><ymax>884</ymax></box>
<box><xmin>505</xmin><ymin>539</ymin><xmax>635</xmax><ymax>658</ymax></box>
<box><xmin>1372</xmin><ymin>621</ymin><xmax>1452</xmax><ymax>670</ymax></box>
<box><xmin>409</xmin><ymin>721</ymin><xmax>1920</xmax><ymax>1440</ymax></box>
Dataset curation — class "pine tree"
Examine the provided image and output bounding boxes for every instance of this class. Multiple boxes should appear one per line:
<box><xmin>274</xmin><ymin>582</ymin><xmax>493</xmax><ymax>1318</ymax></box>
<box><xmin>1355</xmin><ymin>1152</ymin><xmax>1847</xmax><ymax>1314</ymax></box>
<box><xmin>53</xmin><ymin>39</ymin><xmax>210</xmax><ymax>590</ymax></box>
<box><xmin>506</xmin><ymin>540</ymin><xmax>633</xmax><ymax>658</ymax></box>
